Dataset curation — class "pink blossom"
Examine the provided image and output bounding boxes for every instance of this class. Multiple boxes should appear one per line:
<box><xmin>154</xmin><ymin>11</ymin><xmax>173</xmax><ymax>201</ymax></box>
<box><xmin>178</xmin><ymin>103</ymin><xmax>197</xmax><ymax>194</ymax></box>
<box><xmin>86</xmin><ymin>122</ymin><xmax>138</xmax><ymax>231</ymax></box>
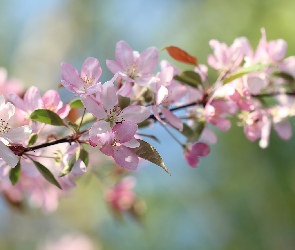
<box><xmin>184</xmin><ymin>142</ymin><xmax>210</xmax><ymax>168</ymax></box>
<box><xmin>244</xmin><ymin>110</ymin><xmax>271</xmax><ymax>148</ymax></box>
<box><xmin>207</xmin><ymin>37</ymin><xmax>249</xmax><ymax>72</ymax></box>
<box><xmin>81</xmin><ymin>80</ymin><xmax>150</xmax><ymax>127</ymax></box>
<box><xmin>106</xmin><ymin>40</ymin><xmax>158</xmax><ymax>86</ymax></box>
<box><xmin>9</xmin><ymin>86</ymin><xmax>70</xmax><ymax>119</ymax></box>
<box><xmin>151</xmin><ymin>66</ymin><xmax>187</xmax><ymax>131</ymax></box>
<box><xmin>61</xmin><ymin>57</ymin><xmax>102</xmax><ymax>95</ymax></box>
<box><xmin>89</xmin><ymin>120</ymin><xmax>139</xmax><ymax>170</ymax></box>
<box><xmin>0</xmin><ymin>96</ymin><xmax>31</xmax><ymax>167</ymax></box>
<box><xmin>204</xmin><ymin>100</ymin><xmax>232</xmax><ymax>131</ymax></box>
<box><xmin>104</xmin><ymin>176</ymin><xmax>136</xmax><ymax>211</ymax></box>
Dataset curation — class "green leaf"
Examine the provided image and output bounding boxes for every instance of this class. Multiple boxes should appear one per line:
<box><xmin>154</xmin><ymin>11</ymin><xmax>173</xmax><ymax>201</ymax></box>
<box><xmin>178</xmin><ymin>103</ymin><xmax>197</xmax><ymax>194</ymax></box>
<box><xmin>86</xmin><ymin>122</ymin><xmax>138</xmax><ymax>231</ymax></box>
<box><xmin>28</xmin><ymin>133</ymin><xmax>38</xmax><ymax>146</ymax></box>
<box><xmin>30</xmin><ymin>109</ymin><xmax>65</xmax><ymax>126</ymax></box>
<box><xmin>80</xmin><ymin>149</ymin><xmax>89</xmax><ymax>166</ymax></box>
<box><xmin>132</xmin><ymin>139</ymin><xmax>170</xmax><ymax>175</ymax></box>
<box><xmin>118</xmin><ymin>95</ymin><xmax>130</xmax><ymax>110</ymax></box>
<box><xmin>138</xmin><ymin>120</ymin><xmax>151</xmax><ymax>128</ymax></box>
<box><xmin>272</xmin><ymin>72</ymin><xmax>294</xmax><ymax>82</ymax></box>
<box><xmin>9</xmin><ymin>161</ymin><xmax>21</xmax><ymax>185</ymax></box>
<box><xmin>32</xmin><ymin>160</ymin><xmax>62</xmax><ymax>189</ymax></box>
<box><xmin>174</xmin><ymin>71</ymin><xmax>202</xmax><ymax>88</ymax></box>
<box><xmin>223</xmin><ymin>64</ymin><xmax>267</xmax><ymax>84</ymax></box>
<box><xmin>179</xmin><ymin>122</ymin><xmax>205</xmax><ymax>142</ymax></box>
<box><xmin>69</xmin><ymin>99</ymin><xmax>84</xmax><ymax>108</ymax></box>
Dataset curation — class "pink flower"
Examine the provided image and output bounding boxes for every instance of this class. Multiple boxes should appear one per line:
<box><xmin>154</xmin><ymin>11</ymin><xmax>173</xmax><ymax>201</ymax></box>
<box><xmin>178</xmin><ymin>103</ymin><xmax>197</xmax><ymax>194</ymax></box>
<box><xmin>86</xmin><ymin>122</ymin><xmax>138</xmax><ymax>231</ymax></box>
<box><xmin>0</xmin><ymin>96</ymin><xmax>31</xmax><ymax>167</ymax></box>
<box><xmin>184</xmin><ymin>142</ymin><xmax>210</xmax><ymax>168</ymax></box>
<box><xmin>207</xmin><ymin>37</ymin><xmax>249</xmax><ymax>72</ymax></box>
<box><xmin>104</xmin><ymin>176</ymin><xmax>136</xmax><ymax>211</ymax></box>
<box><xmin>81</xmin><ymin>80</ymin><xmax>150</xmax><ymax>127</ymax></box>
<box><xmin>89</xmin><ymin>120</ymin><xmax>139</xmax><ymax>170</ymax></box>
<box><xmin>151</xmin><ymin>66</ymin><xmax>187</xmax><ymax>131</ymax></box>
<box><xmin>106</xmin><ymin>40</ymin><xmax>158</xmax><ymax>86</ymax></box>
<box><xmin>244</xmin><ymin>110</ymin><xmax>271</xmax><ymax>148</ymax></box>
<box><xmin>204</xmin><ymin>100</ymin><xmax>232</xmax><ymax>131</ymax></box>
<box><xmin>9</xmin><ymin>86</ymin><xmax>70</xmax><ymax>119</ymax></box>
<box><xmin>61</xmin><ymin>57</ymin><xmax>102</xmax><ymax>95</ymax></box>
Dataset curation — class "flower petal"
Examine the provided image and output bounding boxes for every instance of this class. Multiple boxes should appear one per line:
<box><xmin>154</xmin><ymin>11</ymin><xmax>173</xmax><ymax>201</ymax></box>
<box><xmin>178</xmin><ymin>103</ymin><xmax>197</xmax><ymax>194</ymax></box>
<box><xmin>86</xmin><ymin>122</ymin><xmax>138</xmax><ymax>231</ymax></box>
<box><xmin>119</xmin><ymin>105</ymin><xmax>150</xmax><ymax>123</ymax></box>
<box><xmin>0</xmin><ymin>140</ymin><xmax>18</xmax><ymax>167</ymax></box>
<box><xmin>81</xmin><ymin>57</ymin><xmax>102</xmax><ymax>85</ymax></box>
<box><xmin>24</xmin><ymin>86</ymin><xmax>43</xmax><ymax>113</ymax></box>
<box><xmin>3</xmin><ymin>125</ymin><xmax>32</xmax><ymax>142</ymax></box>
<box><xmin>106</xmin><ymin>60</ymin><xmax>124</xmax><ymax>74</ymax></box>
<box><xmin>113</xmin><ymin>121</ymin><xmax>137</xmax><ymax>143</ymax></box>
<box><xmin>137</xmin><ymin>46</ymin><xmax>158</xmax><ymax>74</ymax></box>
<box><xmin>113</xmin><ymin>145</ymin><xmax>139</xmax><ymax>170</ymax></box>
<box><xmin>162</xmin><ymin>108</ymin><xmax>183</xmax><ymax>131</ymax></box>
<box><xmin>81</xmin><ymin>95</ymin><xmax>107</xmax><ymax>119</ymax></box>
<box><xmin>115</xmin><ymin>41</ymin><xmax>134</xmax><ymax>70</ymax></box>
<box><xmin>101</xmin><ymin>80</ymin><xmax>118</xmax><ymax>111</ymax></box>
<box><xmin>61</xmin><ymin>62</ymin><xmax>84</xmax><ymax>90</ymax></box>
<box><xmin>71</xmin><ymin>159</ymin><xmax>87</xmax><ymax>176</ymax></box>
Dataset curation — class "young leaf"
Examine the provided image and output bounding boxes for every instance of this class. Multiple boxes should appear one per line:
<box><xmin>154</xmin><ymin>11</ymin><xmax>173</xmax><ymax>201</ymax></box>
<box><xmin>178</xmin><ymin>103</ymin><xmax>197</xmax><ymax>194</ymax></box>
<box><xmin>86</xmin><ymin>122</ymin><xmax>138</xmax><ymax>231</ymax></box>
<box><xmin>132</xmin><ymin>139</ymin><xmax>170</xmax><ymax>175</ymax></box>
<box><xmin>174</xmin><ymin>71</ymin><xmax>202</xmax><ymax>88</ymax></box>
<box><xmin>28</xmin><ymin>133</ymin><xmax>38</xmax><ymax>146</ymax></box>
<box><xmin>69</xmin><ymin>99</ymin><xmax>84</xmax><ymax>108</ymax></box>
<box><xmin>223</xmin><ymin>64</ymin><xmax>267</xmax><ymax>84</ymax></box>
<box><xmin>32</xmin><ymin>160</ymin><xmax>62</xmax><ymax>189</ymax></box>
<box><xmin>164</xmin><ymin>46</ymin><xmax>198</xmax><ymax>66</ymax></box>
<box><xmin>9</xmin><ymin>161</ymin><xmax>21</xmax><ymax>185</ymax></box>
<box><xmin>30</xmin><ymin>109</ymin><xmax>65</xmax><ymax>126</ymax></box>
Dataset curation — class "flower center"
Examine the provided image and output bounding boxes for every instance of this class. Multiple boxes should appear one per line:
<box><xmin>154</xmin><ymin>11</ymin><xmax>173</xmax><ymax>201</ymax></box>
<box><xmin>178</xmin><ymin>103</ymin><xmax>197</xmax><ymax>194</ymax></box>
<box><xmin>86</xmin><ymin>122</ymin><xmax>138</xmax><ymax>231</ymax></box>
<box><xmin>82</xmin><ymin>75</ymin><xmax>95</xmax><ymax>89</ymax></box>
<box><xmin>126</xmin><ymin>65</ymin><xmax>139</xmax><ymax>79</ymax></box>
<box><xmin>105</xmin><ymin>105</ymin><xmax>126</xmax><ymax>125</ymax></box>
<box><xmin>44</xmin><ymin>103</ymin><xmax>57</xmax><ymax>112</ymax></box>
<box><xmin>0</xmin><ymin>118</ymin><xmax>10</xmax><ymax>134</ymax></box>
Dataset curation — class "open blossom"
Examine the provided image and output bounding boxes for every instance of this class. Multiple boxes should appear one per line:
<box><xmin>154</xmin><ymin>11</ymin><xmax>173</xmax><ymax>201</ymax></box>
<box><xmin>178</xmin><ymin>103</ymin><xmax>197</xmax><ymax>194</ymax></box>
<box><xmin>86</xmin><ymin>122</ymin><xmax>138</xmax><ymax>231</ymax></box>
<box><xmin>61</xmin><ymin>57</ymin><xmax>102</xmax><ymax>95</ymax></box>
<box><xmin>0</xmin><ymin>96</ymin><xmax>31</xmax><ymax>167</ymax></box>
<box><xmin>89</xmin><ymin>120</ymin><xmax>139</xmax><ymax>170</ymax></box>
<box><xmin>9</xmin><ymin>86</ymin><xmax>70</xmax><ymax>119</ymax></box>
<box><xmin>184</xmin><ymin>142</ymin><xmax>210</xmax><ymax>168</ymax></box>
<box><xmin>207</xmin><ymin>37</ymin><xmax>249</xmax><ymax>73</ymax></box>
<box><xmin>106</xmin><ymin>40</ymin><xmax>158</xmax><ymax>86</ymax></box>
<box><xmin>81</xmin><ymin>80</ymin><xmax>150</xmax><ymax>127</ymax></box>
<box><xmin>151</xmin><ymin>66</ymin><xmax>187</xmax><ymax>131</ymax></box>
<box><xmin>204</xmin><ymin>100</ymin><xmax>233</xmax><ymax>131</ymax></box>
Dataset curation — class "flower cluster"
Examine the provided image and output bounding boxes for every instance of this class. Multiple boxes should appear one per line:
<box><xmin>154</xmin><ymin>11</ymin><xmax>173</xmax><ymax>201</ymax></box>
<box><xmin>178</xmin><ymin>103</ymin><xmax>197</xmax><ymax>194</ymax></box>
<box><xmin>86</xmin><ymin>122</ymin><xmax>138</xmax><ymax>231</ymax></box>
<box><xmin>0</xmin><ymin>29</ymin><xmax>293</xmax><ymax>213</ymax></box>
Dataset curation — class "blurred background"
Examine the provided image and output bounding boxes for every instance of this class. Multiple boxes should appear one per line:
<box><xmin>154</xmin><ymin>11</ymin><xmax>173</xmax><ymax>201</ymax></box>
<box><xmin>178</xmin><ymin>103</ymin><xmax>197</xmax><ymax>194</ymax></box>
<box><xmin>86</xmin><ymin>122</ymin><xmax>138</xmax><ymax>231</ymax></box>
<box><xmin>1</xmin><ymin>0</ymin><xmax>295</xmax><ymax>249</ymax></box>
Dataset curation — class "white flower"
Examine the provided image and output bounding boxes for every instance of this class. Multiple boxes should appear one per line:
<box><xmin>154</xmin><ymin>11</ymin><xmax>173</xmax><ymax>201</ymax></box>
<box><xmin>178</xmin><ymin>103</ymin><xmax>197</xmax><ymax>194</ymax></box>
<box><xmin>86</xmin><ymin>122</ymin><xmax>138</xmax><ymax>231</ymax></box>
<box><xmin>0</xmin><ymin>96</ymin><xmax>31</xmax><ymax>167</ymax></box>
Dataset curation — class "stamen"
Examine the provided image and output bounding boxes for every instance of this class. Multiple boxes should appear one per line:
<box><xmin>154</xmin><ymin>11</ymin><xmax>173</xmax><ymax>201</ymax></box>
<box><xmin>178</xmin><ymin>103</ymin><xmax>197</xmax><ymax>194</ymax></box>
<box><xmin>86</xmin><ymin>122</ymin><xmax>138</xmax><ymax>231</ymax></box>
<box><xmin>0</xmin><ymin>118</ymin><xmax>10</xmax><ymax>134</ymax></box>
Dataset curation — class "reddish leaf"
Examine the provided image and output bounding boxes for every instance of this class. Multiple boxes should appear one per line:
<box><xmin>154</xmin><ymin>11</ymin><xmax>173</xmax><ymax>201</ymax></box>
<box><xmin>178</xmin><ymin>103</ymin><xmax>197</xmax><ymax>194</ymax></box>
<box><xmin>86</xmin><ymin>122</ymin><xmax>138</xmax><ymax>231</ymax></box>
<box><xmin>164</xmin><ymin>46</ymin><xmax>198</xmax><ymax>66</ymax></box>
